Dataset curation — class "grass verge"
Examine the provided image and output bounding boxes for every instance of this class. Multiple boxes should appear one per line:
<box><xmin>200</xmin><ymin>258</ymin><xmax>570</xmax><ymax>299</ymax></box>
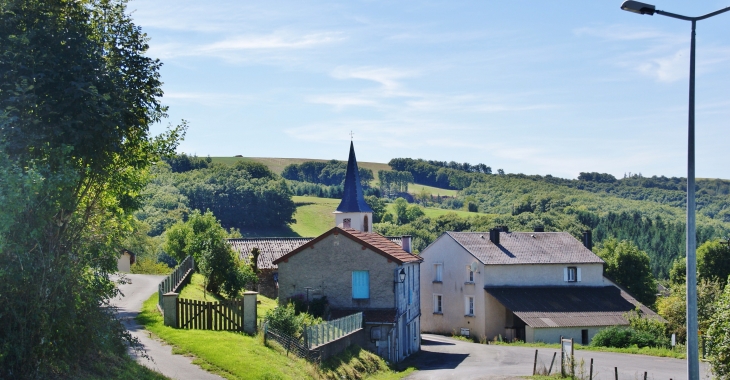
<box><xmin>137</xmin><ymin>293</ymin><xmax>318</xmax><ymax>379</ymax></box>
<box><xmin>75</xmin><ymin>351</ymin><xmax>169</xmax><ymax>380</ymax></box>
<box><xmin>137</xmin><ymin>293</ymin><xmax>409</xmax><ymax>379</ymax></box>
<box><xmin>489</xmin><ymin>340</ymin><xmax>686</xmax><ymax>359</ymax></box>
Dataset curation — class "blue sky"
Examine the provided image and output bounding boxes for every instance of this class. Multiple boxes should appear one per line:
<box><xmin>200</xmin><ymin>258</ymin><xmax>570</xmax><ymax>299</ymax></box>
<box><xmin>131</xmin><ymin>0</ymin><xmax>730</xmax><ymax>179</ymax></box>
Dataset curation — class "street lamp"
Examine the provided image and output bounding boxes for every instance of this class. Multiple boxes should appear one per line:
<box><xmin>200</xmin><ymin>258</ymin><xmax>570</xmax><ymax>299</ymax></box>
<box><xmin>620</xmin><ymin>2</ymin><xmax>730</xmax><ymax>379</ymax></box>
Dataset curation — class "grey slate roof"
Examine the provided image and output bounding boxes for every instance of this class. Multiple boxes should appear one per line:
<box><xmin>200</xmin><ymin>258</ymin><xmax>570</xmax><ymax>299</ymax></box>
<box><xmin>484</xmin><ymin>286</ymin><xmax>661</xmax><ymax>328</ymax></box>
<box><xmin>336</xmin><ymin>141</ymin><xmax>373</xmax><ymax>213</ymax></box>
<box><xmin>446</xmin><ymin>231</ymin><xmax>604</xmax><ymax>265</ymax></box>
<box><xmin>229</xmin><ymin>236</ymin><xmax>403</xmax><ymax>270</ymax></box>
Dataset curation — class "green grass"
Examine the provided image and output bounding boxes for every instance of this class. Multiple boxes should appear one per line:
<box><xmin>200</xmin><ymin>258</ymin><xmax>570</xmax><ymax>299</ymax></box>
<box><xmin>407</xmin><ymin>183</ymin><xmax>458</xmax><ymax>197</ymax></box>
<box><xmin>489</xmin><ymin>340</ymin><xmax>686</xmax><ymax>359</ymax></box>
<box><xmin>178</xmin><ymin>273</ymin><xmax>223</xmax><ymax>302</ymax></box>
<box><xmin>136</xmin><ymin>293</ymin><xmax>410</xmax><ymax>379</ymax></box>
<box><xmin>75</xmin><ymin>351</ymin><xmax>169</xmax><ymax>380</ymax></box>
<box><xmin>289</xmin><ymin>196</ymin><xmax>340</xmax><ymax>237</ymax></box>
<box><xmin>137</xmin><ymin>293</ymin><xmax>319</xmax><ymax>379</ymax></box>
<box><xmin>257</xmin><ymin>294</ymin><xmax>278</xmax><ymax>323</ymax></box>
<box><xmin>319</xmin><ymin>346</ymin><xmax>414</xmax><ymax>380</ymax></box>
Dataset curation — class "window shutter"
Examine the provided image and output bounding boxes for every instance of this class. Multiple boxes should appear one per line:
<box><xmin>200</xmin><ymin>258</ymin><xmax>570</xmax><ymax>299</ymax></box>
<box><xmin>352</xmin><ymin>271</ymin><xmax>369</xmax><ymax>299</ymax></box>
<box><xmin>577</xmin><ymin>268</ymin><xmax>582</xmax><ymax>282</ymax></box>
<box><xmin>564</xmin><ymin>267</ymin><xmax>568</xmax><ymax>282</ymax></box>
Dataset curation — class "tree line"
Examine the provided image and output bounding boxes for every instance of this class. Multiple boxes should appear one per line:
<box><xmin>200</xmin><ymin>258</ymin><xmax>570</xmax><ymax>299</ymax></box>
<box><xmin>281</xmin><ymin>159</ymin><xmax>373</xmax><ymax>188</ymax></box>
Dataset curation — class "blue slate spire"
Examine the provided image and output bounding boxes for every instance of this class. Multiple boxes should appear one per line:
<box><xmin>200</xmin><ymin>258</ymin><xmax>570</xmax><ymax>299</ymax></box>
<box><xmin>336</xmin><ymin>141</ymin><xmax>374</xmax><ymax>213</ymax></box>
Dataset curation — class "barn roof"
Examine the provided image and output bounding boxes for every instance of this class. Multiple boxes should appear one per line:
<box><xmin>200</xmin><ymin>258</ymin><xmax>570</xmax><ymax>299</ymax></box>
<box><xmin>484</xmin><ymin>286</ymin><xmax>661</xmax><ymax>328</ymax></box>
<box><xmin>229</xmin><ymin>234</ymin><xmax>404</xmax><ymax>269</ymax></box>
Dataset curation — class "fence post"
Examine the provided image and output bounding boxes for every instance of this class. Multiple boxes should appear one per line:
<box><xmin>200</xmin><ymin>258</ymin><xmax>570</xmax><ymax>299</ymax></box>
<box><xmin>548</xmin><ymin>352</ymin><xmax>556</xmax><ymax>375</ymax></box>
<box><xmin>242</xmin><ymin>291</ymin><xmax>258</xmax><ymax>334</ymax></box>
<box><xmin>163</xmin><ymin>292</ymin><xmax>179</xmax><ymax>327</ymax></box>
<box><xmin>532</xmin><ymin>349</ymin><xmax>538</xmax><ymax>375</ymax></box>
<box><xmin>206</xmin><ymin>301</ymin><xmax>212</xmax><ymax>330</ymax></box>
<box><xmin>589</xmin><ymin>358</ymin><xmax>593</xmax><ymax>380</ymax></box>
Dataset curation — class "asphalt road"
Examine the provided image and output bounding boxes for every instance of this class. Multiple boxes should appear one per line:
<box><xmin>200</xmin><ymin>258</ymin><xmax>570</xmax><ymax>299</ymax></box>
<box><xmin>111</xmin><ymin>273</ymin><xmax>222</xmax><ymax>380</ymax></box>
<box><xmin>404</xmin><ymin>334</ymin><xmax>711</xmax><ymax>380</ymax></box>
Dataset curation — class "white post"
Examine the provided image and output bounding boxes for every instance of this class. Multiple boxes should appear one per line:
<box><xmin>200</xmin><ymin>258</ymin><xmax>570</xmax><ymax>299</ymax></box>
<box><xmin>163</xmin><ymin>292</ymin><xmax>179</xmax><ymax>327</ymax></box>
<box><xmin>243</xmin><ymin>291</ymin><xmax>258</xmax><ymax>334</ymax></box>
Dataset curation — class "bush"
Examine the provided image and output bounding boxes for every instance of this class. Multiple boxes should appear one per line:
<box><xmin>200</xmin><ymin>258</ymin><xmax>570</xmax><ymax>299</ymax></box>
<box><xmin>130</xmin><ymin>257</ymin><xmax>173</xmax><ymax>275</ymax></box>
<box><xmin>591</xmin><ymin>324</ymin><xmax>668</xmax><ymax>349</ymax></box>
<box><xmin>266</xmin><ymin>303</ymin><xmax>301</xmax><ymax>336</ymax></box>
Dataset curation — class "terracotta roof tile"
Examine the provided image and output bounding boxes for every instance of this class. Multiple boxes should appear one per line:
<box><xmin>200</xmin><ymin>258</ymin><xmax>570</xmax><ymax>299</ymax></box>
<box><xmin>344</xmin><ymin>229</ymin><xmax>422</xmax><ymax>264</ymax></box>
<box><xmin>447</xmin><ymin>232</ymin><xmax>604</xmax><ymax>265</ymax></box>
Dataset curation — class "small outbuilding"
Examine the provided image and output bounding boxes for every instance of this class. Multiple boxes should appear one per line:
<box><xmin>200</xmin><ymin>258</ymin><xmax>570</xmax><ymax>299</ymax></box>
<box><xmin>117</xmin><ymin>249</ymin><xmax>136</xmax><ymax>273</ymax></box>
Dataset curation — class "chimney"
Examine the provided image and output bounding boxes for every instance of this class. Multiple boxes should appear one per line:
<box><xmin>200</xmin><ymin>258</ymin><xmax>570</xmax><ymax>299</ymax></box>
<box><xmin>402</xmin><ymin>235</ymin><xmax>412</xmax><ymax>253</ymax></box>
<box><xmin>534</xmin><ymin>225</ymin><xmax>544</xmax><ymax>233</ymax></box>
<box><xmin>489</xmin><ymin>228</ymin><xmax>500</xmax><ymax>245</ymax></box>
<box><xmin>582</xmin><ymin>230</ymin><xmax>593</xmax><ymax>250</ymax></box>
<box><xmin>500</xmin><ymin>225</ymin><xmax>509</xmax><ymax>233</ymax></box>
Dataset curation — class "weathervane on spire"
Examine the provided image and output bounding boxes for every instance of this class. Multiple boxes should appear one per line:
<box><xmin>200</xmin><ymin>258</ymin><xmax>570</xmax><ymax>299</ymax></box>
<box><xmin>350</xmin><ymin>131</ymin><xmax>354</xmax><ymax>141</ymax></box>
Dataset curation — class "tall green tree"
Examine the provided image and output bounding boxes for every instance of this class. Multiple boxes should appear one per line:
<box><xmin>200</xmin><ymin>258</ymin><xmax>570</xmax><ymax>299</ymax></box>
<box><xmin>0</xmin><ymin>0</ymin><xmax>183</xmax><ymax>376</ymax></box>
<box><xmin>596</xmin><ymin>239</ymin><xmax>657</xmax><ymax>307</ymax></box>
<box><xmin>164</xmin><ymin>210</ymin><xmax>251</xmax><ymax>295</ymax></box>
<box><xmin>707</xmin><ymin>277</ymin><xmax>730</xmax><ymax>377</ymax></box>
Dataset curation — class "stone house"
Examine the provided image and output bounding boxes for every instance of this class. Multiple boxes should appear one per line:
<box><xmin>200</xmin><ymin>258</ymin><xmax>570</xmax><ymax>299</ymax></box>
<box><xmin>420</xmin><ymin>227</ymin><xmax>660</xmax><ymax>345</ymax></box>
<box><xmin>272</xmin><ymin>142</ymin><xmax>423</xmax><ymax>363</ymax></box>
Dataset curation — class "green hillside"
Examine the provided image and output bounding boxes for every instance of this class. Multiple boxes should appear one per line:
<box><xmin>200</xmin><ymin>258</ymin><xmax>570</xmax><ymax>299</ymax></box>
<box><xmin>151</xmin><ymin>155</ymin><xmax>730</xmax><ymax>278</ymax></box>
<box><xmin>210</xmin><ymin>157</ymin><xmax>391</xmax><ymax>182</ymax></box>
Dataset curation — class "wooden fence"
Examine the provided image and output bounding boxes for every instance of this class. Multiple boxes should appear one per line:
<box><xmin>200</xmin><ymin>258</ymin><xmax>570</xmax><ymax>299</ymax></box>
<box><xmin>177</xmin><ymin>297</ymin><xmax>245</xmax><ymax>331</ymax></box>
<box><xmin>158</xmin><ymin>255</ymin><xmax>194</xmax><ymax>309</ymax></box>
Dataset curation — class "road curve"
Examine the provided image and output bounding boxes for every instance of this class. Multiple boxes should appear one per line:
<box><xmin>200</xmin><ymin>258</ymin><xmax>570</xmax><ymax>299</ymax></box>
<box><xmin>404</xmin><ymin>334</ymin><xmax>711</xmax><ymax>380</ymax></box>
<box><xmin>112</xmin><ymin>274</ymin><xmax>223</xmax><ymax>380</ymax></box>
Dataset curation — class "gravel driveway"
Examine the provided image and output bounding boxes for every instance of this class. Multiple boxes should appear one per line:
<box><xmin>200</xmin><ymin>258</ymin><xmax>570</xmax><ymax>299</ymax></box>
<box><xmin>403</xmin><ymin>334</ymin><xmax>711</xmax><ymax>380</ymax></box>
<box><xmin>111</xmin><ymin>274</ymin><xmax>223</xmax><ymax>380</ymax></box>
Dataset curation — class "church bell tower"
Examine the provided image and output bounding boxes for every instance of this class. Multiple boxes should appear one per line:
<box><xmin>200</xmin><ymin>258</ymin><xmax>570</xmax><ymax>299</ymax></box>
<box><xmin>334</xmin><ymin>141</ymin><xmax>374</xmax><ymax>232</ymax></box>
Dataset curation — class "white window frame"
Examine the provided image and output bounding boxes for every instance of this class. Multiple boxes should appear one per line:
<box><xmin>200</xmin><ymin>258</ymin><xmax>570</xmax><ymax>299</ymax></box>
<box><xmin>433</xmin><ymin>294</ymin><xmax>443</xmax><ymax>313</ymax></box>
<box><xmin>466</xmin><ymin>266</ymin><xmax>475</xmax><ymax>283</ymax></box>
<box><xmin>465</xmin><ymin>296</ymin><xmax>474</xmax><ymax>316</ymax></box>
<box><xmin>434</xmin><ymin>263</ymin><xmax>443</xmax><ymax>282</ymax></box>
<box><xmin>564</xmin><ymin>266</ymin><xmax>580</xmax><ymax>282</ymax></box>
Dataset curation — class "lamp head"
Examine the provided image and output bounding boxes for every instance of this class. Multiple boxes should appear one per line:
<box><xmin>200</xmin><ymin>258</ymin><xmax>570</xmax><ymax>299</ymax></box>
<box><xmin>399</xmin><ymin>268</ymin><xmax>406</xmax><ymax>283</ymax></box>
<box><xmin>621</xmin><ymin>0</ymin><xmax>656</xmax><ymax>15</ymax></box>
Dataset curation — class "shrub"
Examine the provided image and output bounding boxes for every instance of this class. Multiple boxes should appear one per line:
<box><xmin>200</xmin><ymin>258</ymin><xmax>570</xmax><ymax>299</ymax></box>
<box><xmin>130</xmin><ymin>257</ymin><xmax>173</xmax><ymax>275</ymax></box>
<box><xmin>266</xmin><ymin>303</ymin><xmax>301</xmax><ymax>337</ymax></box>
<box><xmin>591</xmin><ymin>326</ymin><xmax>634</xmax><ymax>348</ymax></box>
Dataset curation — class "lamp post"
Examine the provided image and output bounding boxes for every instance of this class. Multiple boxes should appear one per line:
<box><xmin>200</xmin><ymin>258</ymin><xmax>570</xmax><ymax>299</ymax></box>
<box><xmin>620</xmin><ymin>2</ymin><xmax>730</xmax><ymax>379</ymax></box>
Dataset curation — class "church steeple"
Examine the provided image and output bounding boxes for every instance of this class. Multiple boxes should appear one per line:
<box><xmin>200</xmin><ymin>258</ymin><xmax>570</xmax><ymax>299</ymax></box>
<box><xmin>334</xmin><ymin>141</ymin><xmax>373</xmax><ymax>232</ymax></box>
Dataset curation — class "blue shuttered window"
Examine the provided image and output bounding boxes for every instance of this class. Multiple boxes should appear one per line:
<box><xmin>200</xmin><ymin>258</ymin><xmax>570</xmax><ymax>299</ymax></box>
<box><xmin>352</xmin><ymin>271</ymin><xmax>370</xmax><ymax>299</ymax></box>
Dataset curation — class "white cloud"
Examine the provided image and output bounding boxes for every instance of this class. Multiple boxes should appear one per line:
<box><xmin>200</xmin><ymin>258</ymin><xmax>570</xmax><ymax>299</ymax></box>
<box><xmin>573</xmin><ymin>25</ymin><xmax>679</xmax><ymax>42</ymax></box>
<box><xmin>330</xmin><ymin>66</ymin><xmax>418</xmax><ymax>90</ymax></box>
<box><xmin>576</xmin><ymin>24</ymin><xmax>730</xmax><ymax>83</ymax></box>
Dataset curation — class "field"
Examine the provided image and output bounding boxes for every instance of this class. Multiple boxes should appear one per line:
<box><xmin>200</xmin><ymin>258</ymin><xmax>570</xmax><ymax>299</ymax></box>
<box><xmin>210</xmin><ymin>157</ymin><xmax>391</xmax><ymax>181</ymax></box>
<box><xmin>290</xmin><ymin>196</ymin><xmax>339</xmax><ymax>237</ymax></box>
<box><xmin>407</xmin><ymin>183</ymin><xmax>458</xmax><ymax>197</ymax></box>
